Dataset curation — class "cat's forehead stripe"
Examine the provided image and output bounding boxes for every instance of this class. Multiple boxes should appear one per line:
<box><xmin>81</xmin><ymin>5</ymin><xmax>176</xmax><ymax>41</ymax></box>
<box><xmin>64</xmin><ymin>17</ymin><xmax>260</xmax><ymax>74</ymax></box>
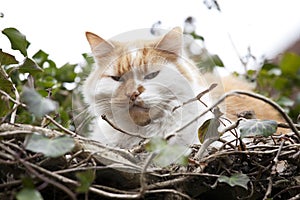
<box><xmin>114</xmin><ymin>47</ymin><xmax>149</xmax><ymax>75</ymax></box>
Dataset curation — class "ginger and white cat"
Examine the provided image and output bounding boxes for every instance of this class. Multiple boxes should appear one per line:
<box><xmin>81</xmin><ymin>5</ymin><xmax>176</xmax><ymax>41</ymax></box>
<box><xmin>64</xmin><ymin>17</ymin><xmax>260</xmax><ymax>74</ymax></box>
<box><xmin>82</xmin><ymin>27</ymin><xmax>284</xmax><ymax>149</ymax></box>
<box><xmin>82</xmin><ymin>27</ymin><xmax>213</xmax><ymax>148</ymax></box>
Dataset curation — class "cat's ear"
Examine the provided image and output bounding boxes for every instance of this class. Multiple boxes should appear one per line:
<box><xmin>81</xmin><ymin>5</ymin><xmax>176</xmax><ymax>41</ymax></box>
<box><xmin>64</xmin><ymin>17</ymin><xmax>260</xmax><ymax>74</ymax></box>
<box><xmin>85</xmin><ymin>32</ymin><xmax>114</xmax><ymax>57</ymax></box>
<box><xmin>155</xmin><ymin>27</ymin><xmax>183</xmax><ymax>55</ymax></box>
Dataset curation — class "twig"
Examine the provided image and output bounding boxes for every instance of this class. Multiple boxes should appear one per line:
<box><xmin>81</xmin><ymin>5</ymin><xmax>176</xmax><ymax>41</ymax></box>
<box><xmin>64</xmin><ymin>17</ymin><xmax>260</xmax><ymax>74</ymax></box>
<box><xmin>0</xmin><ymin>180</ymin><xmax>22</xmax><ymax>188</ymax></box>
<box><xmin>0</xmin><ymin>130</ymin><xmax>34</xmax><ymax>137</ymax></box>
<box><xmin>219</xmin><ymin>118</ymin><xmax>244</xmax><ymax>135</ymax></box>
<box><xmin>0</xmin><ymin>89</ymin><xmax>26</xmax><ymax>107</ymax></box>
<box><xmin>263</xmin><ymin>141</ymin><xmax>284</xmax><ymax>200</ymax></box>
<box><xmin>101</xmin><ymin>114</ymin><xmax>148</xmax><ymax>139</ymax></box>
<box><xmin>278</xmin><ymin>122</ymin><xmax>300</xmax><ymax>130</ymax></box>
<box><xmin>26</xmin><ymin>158</ymin><xmax>142</xmax><ymax>199</ymax></box>
<box><xmin>0</xmin><ymin>142</ymin><xmax>76</xmax><ymax>200</ymax></box>
<box><xmin>288</xmin><ymin>193</ymin><xmax>300</xmax><ymax>200</ymax></box>
<box><xmin>45</xmin><ymin>114</ymin><xmax>77</xmax><ymax>137</ymax></box>
<box><xmin>172</xmin><ymin>83</ymin><xmax>217</xmax><ymax>112</ymax></box>
<box><xmin>140</xmin><ymin>153</ymin><xmax>156</xmax><ymax>196</ymax></box>
<box><xmin>145</xmin><ymin>189</ymin><xmax>192</xmax><ymax>200</ymax></box>
<box><xmin>0</xmin><ymin>89</ymin><xmax>26</xmax><ymax>124</ymax></box>
<box><xmin>273</xmin><ymin>185</ymin><xmax>300</xmax><ymax>199</ymax></box>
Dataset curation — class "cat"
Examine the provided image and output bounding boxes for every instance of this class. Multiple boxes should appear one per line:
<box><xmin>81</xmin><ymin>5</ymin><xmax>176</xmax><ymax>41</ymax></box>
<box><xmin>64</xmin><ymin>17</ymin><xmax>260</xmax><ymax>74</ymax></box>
<box><xmin>82</xmin><ymin>27</ymin><xmax>213</xmax><ymax>149</ymax></box>
<box><xmin>81</xmin><ymin>27</ymin><xmax>286</xmax><ymax>149</ymax></box>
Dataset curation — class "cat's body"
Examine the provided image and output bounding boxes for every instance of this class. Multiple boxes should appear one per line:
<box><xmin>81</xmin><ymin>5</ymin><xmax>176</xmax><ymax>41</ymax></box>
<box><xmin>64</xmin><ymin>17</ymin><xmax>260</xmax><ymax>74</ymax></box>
<box><xmin>82</xmin><ymin>27</ymin><xmax>285</xmax><ymax>149</ymax></box>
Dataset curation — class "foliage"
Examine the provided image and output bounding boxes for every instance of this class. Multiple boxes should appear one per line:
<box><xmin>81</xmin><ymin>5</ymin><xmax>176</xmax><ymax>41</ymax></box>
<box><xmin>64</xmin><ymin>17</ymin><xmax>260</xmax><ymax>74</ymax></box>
<box><xmin>0</xmin><ymin>27</ymin><xmax>84</xmax><ymax>129</ymax></box>
<box><xmin>146</xmin><ymin>136</ymin><xmax>190</xmax><ymax>167</ymax></box>
<box><xmin>25</xmin><ymin>133</ymin><xmax>75</xmax><ymax>158</ymax></box>
<box><xmin>238</xmin><ymin>119</ymin><xmax>278</xmax><ymax>139</ymax></box>
<box><xmin>16</xmin><ymin>188</ymin><xmax>43</xmax><ymax>200</ymax></box>
<box><xmin>75</xmin><ymin>170</ymin><xmax>95</xmax><ymax>193</ymax></box>
<box><xmin>217</xmin><ymin>173</ymin><xmax>250</xmax><ymax>190</ymax></box>
<box><xmin>254</xmin><ymin>52</ymin><xmax>300</xmax><ymax>121</ymax></box>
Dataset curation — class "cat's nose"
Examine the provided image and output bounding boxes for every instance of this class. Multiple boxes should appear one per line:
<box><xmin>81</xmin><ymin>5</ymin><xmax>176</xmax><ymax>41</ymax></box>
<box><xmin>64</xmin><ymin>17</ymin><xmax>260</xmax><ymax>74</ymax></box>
<box><xmin>127</xmin><ymin>85</ymin><xmax>145</xmax><ymax>101</ymax></box>
<box><xmin>130</xmin><ymin>91</ymin><xmax>140</xmax><ymax>101</ymax></box>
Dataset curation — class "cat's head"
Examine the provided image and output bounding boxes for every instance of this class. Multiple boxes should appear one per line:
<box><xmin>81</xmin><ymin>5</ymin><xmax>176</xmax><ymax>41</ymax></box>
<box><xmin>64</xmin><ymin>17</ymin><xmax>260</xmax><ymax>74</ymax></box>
<box><xmin>83</xmin><ymin>27</ymin><xmax>201</xmax><ymax>138</ymax></box>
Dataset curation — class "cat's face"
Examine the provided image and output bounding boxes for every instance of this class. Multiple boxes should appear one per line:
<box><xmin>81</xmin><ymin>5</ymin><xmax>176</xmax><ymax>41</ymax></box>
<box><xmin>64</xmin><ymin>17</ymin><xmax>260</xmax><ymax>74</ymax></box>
<box><xmin>83</xmin><ymin>28</ymin><xmax>198</xmax><ymax>137</ymax></box>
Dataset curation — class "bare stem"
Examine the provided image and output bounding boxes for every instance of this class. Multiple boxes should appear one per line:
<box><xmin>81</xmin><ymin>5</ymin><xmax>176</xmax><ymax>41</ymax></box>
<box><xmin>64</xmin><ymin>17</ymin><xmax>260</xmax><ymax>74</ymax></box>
<box><xmin>45</xmin><ymin>114</ymin><xmax>77</xmax><ymax>137</ymax></box>
<box><xmin>172</xmin><ymin>83</ymin><xmax>217</xmax><ymax>112</ymax></box>
<box><xmin>101</xmin><ymin>114</ymin><xmax>148</xmax><ymax>139</ymax></box>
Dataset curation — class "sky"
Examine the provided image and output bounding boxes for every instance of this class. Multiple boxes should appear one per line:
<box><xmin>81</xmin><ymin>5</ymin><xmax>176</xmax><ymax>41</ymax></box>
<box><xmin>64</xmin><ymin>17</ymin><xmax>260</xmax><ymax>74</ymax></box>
<box><xmin>1</xmin><ymin>0</ymin><xmax>300</xmax><ymax>73</ymax></box>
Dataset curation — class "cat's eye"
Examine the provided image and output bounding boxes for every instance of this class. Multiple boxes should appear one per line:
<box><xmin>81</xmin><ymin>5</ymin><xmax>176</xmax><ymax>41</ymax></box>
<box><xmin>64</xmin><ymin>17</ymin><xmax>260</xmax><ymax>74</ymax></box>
<box><xmin>110</xmin><ymin>76</ymin><xmax>123</xmax><ymax>82</ymax></box>
<box><xmin>144</xmin><ymin>71</ymin><xmax>160</xmax><ymax>80</ymax></box>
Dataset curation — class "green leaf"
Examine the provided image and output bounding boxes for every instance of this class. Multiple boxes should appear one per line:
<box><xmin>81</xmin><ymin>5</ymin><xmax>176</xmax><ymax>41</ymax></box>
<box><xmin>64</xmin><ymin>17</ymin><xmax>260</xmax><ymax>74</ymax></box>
<box><xmin>55</xmin><ymin>63</ymin><xmax>77</xmax><ymax>82</ymax></box>
<box><xmin>82</xmin><ymin>53</ymin><xmax>95</xmax><ymax>66</ymax></box>
<box><xmin>146</xmin><ymin>136</ymin><xmax>191</xmax><ymax>167</ymax></box>
<box><xmin>280</xmin><ymin>52</ymin><xmax>300</xmax><ymax>75</ymax></box>
<box><xmin>25</xmin><ymin>133</ymin><xmax>75</xmax><ymax>158</ymax></box>
<box><xmin>36</xmin><ymin>76</ymin><xmax>58</xmax><ymax>88</ymax></box>
<box><xmin>198</xmin><ymin>118</ymin><xmax>220</xmax><ymax>143</ymax></box>
<box><xmin>145</xmin><ymin>136</ymin><xmax>167</xmax><ymax>152</ymax></box>
<box><xmin>21</xmin><ymin>87</ymin><xmax>58</xmax><ymax>118</ymax></box>
<box><xmin>0</xmin><ymin>70</ymin><xmax>13</xmax><ymax>92</ymax></box>
<box><xmin>218</xmin><ymin>173</ymin><xmax>250</xmax><ymax>190</ymax></box>
<box><xmin>277</xmin><ymin>96</ymin><xmax>294</xmax><ymax>107</ymax></box>
<box><xmin>76</xmin><ymin>170</ymin><xmax>95</xmax><ymax>193</ymax></box>
<box><xmin>18</xmin><ymin>58</ymin><xmax>43</xmax><ymax>75</ymax></box>
<box><xmin>190</xmin><ymin>32</ymin><xmax>204</xmax><ymax>41</ymax></box>
<box><xmin>2</xmin><ymin>28</ymin><xmax>30</xmax><ymax>57</ymax></box>
<box><xmin>153</xmin><ymin>144</ymin><xmax>190</xmax><ymax>167</ymax></box>
<box><xmin>0</xmin><ymin>49</ymin><xmax>18</xmax><ymax>65</ymax></box>
<box><xmin>238</xmin><ymin>119</ymin><xmax>278</xmax><ymax>139</ymax></box>
<box><xmin>32</xmin><ymin>50</ymin><xmax>49</xmax><ymax>67</ymax></box>
<box><xmin>210</xmin><ymin>54</ymin><xmax>224</xmax><ymax>67</ymax></box>
<box><xmin>16</xmin><ymin>188</ymin><xmax>43</xmax><ymax>200</ymax></box>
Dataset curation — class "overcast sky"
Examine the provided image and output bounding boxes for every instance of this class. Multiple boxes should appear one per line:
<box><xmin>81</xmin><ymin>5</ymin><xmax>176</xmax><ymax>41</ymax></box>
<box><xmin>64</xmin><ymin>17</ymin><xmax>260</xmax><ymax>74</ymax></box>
<box><xmin>1</xmin><ymin>0</ymin><xmax>300</xmax><ymax>73</ymax></box>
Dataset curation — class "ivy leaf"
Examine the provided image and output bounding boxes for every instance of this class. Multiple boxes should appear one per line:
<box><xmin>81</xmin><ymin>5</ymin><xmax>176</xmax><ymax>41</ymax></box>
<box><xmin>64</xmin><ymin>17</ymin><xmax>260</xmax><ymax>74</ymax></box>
<box><xmin>0</xmin><ymin>70</ymin><xmax>13</xmax><ymax>92</ymax></box>
<box><xmin>32</xmin><ymin>50</ymin><xmax>49</xmax><ymax>67</ymax></box>
<box><xmin>154</xmin><ymin>144</ymin><xmax>190</xmax><ymax>167</ymax></box>
<box><xmin>0</xmin><ymin>49</ymin><xmax>18</xmax><ymax>65</ymax></box>
<box><xmin>2</xmin><ymin>28</ymin><xmax>30</xmax><ymax>57</ymax></box>
<box><xmin>76</xmin><ymin>170</ymin><xmax>95</xmax><ymax>193</ymax></box>
<box><xmin>196</xmin><ymin>118</ymin><xmax>220</xmax><ymax>159</ymax></box>
<box><xmin>198</xmin><ymin>118</ymin><xmax>220</xmax><ymax>143</ymax></box>
<box><xmin>21</xmin><ymin>87</ymin><xmax>58</xmax><ymax>118</ymax></box>
<box><xmin>16</xmin><ymin>188</ymin><xmax>43</xmax><ymax>200</ymax></box>
<box><xmin>18</xmin><ymin>58</ymin><xmax>43</xmax><ymax>75</ymax></box>
<box><xmin>238</xmin><ymin>119</ymin><xmax>278</xmax><ymax>139</ymax></box>
<box><xmin>55</xmin><ymin>63</ymin><xmax>77</xmax><ymax>82</ymax></box>
<box><xmin>145</xmin><ymin>136</ymin><xmax>167</xmax><ymax>152</ymax></box>
<box><xmin>218</xmin><ymin>173</ymin><xmax>250</xmax><ymax>190</ymax></box>
<box><xmin>280</xmin><ymin>52</ymin><xmax>300</xmax><ymax>76</ymax></box>
<box><xmin>146</xmin><ymin>136</ymin><xmax>191</xmax><ymax>167</ymax></box>
<box><xmin>25</xmin><ymin>133</ymin><xmax>75</xmax><ymax>158</ymax></box>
